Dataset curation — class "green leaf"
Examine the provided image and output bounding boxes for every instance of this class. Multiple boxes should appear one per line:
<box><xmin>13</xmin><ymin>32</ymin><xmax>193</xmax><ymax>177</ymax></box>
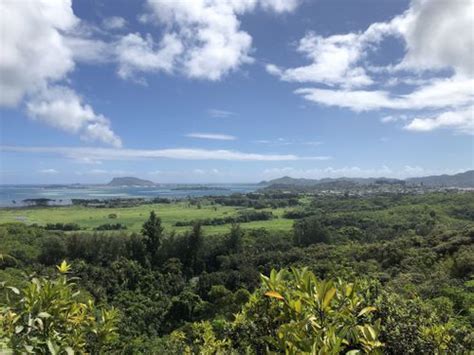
<box><xmin>15</xmin><ymin>325</ymin><xmax>24</xmax><ymax>334</ymax></box>
<box><xmin>358</xmin><ymin>306</ymin><xmax>376</xmax><ymax>317</ymax></box>
<box><xmin>322</xmin><ymin>287</ymin><xmax>336</xmax><ymax>308</ymax></box>
<box><xmin>7</xmin><ymin>286</ymin><xmax>20</xmax><ymax>295</ymax></box>
<box><xmin>47</xmin><ymin>339</ymin><xmax>58</xmax><ymax>355</ymax></box>
<box><xmin>38</xmin><ymin>311</ymin><xmax>52</xmax><ymax>318</ymax></box>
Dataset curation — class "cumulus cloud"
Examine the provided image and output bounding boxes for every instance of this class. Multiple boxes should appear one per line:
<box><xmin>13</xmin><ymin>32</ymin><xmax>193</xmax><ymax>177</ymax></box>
<box><xmin>186</xmin><ymin>133</ymin><xmax>237</xmax><ymax>141</ymax></box>
<box><xmin>129</xmin><ymin>0</ymin><xmax>302</xmax><ymax>81</ymax></box>
<box><xmin>26</xmin><ymin>86</ymin><xmax>122</xmax><ymax>147</ymax></box>
<box><xmin>266</xmin><ymin>19</ymin><xmax>397</xmax><ymax>88</ymax></box>
<box><xmin>0</xmin><ymin>0</ymin><xmax>76</xmax><ymax>106</ymax></box>
<box><xmin>0</xmin><ymin>0</ymin><xmax>122</xmax><ymax>146</ymax></box>
<box><xmin>396</xmin><ymin>0</ymin><xmax>474</xmax><ymax>76</ymax></box>
<box><xmin>116</xmin><ymin>33</ymin><xmax>184</xmax><ymax>81</ymax></box>
<box><xmin>1</xmin><ymin>146</ymin><xmax>330</xmax><ymax>162</ymax></box>
<box><xmin>267</xmin><ymin>33</ymin><xmax>373</xmax><ymax>87</ymax></box>
<box><xmin>271</xmin><ymin>0</ymin><xmax>474</xmax><ymax>135</ymax></box>
<box><xmin>404</xmin><ymin>107</ymin><xmax>474</xmax><ymax>135</ymax></box>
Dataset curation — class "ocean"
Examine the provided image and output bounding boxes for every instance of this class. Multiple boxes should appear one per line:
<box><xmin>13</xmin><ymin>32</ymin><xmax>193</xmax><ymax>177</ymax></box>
<box><xmin>0</xmin><ymin>184</ymin><xmax>260</xmax><ymax>207</ymax></box>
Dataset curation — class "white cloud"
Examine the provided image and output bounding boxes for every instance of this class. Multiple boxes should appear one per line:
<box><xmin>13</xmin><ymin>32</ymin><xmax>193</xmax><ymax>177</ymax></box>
<box><xmin>259</xmin><ymin>0</ymin><xmax>302</xmax><ymax>13</ymax></box>
<box><xmin>396</xmin><ymin>0</ymin><xmax>474</xmax><ymax>76</ymax></box>
<box><xmin>404</xmin><ymin>107</ymin><xmax>474</xmax><ymax>135</ymax></box>
<box><xmin>186</xmin><ymin>132</ymin><xmax>237</xmax><ymax>141</ymax></box>
<box><xmin>296</xmin><ymin>88</ymin><xmax>393</xmax><ymax>111</ymax></box>
<box><xmin>271</xmin><ymin>0</ymin><xmax>474</xmax><ymax>135</ymax></box>
<box><xmin>132</xmin><ymin>0</ymin><xmax>302</xmax><ymax>81</ymax></box>
<box><xmin>255</xmin><ymin>138</ymin><xmax>323</xmax><ymax>146</ymax></box>
<box><xmin>102</xmin><ymin>16</ymin><xmax>127</xmax><ymax>30</ymax></box>
<box><xmin>296</xmin><ymin>77</ymin><xmax>474</xmax><ymax>112</ymax></box>
<box><xmin>75</xmin><ymin>169</ymin><xmax>133</xmax><ymax>176</ymax></box>
<box><xmin>64</xmin><ymin>36</ymin><xmax>111</xmax><ymax>64</ymax></box>
<box><xmin>116</xmin><ymin>33</ymin><xmax>184</xmax><ymax>81</ymax></box>
<box><xmin>26</xmin><ymin>86</ymin><xmax>122</xmax><ymax>147</ymax></box>
<box><xmin>0</xmin><ymin>0</ymin><xmax>76</xmax><ymax>106</ymax></box>
<box><xmin>208</xmin><ymin>109</ymin><xmax>235</xmax><ymax>118</ymax></box>
<box><xmin>142</xmin><ymin>0</ymin><xmax>253</xmax><ymax>80</ymax></box>
<box><xmin>0</xmin><ymin>0</ymin><xmax>122</xmax><ymax>145</ymax></box>
<box><xmin>1</xmin><ymin>146</ymin><xmax>330</xmax><ymax>162</ymax></box>
<box><xmin>381</xmin><ymin>115</ymin><xmax>408</xmax><ymax>123</ymax></box>
<box><xmin>266</xmin><ymin>32</ymin><xmax>374</xmax><ymax>87</ymax></box>
<box><xmin>39</xmin><ymin>168</ymin><xmax>59</xmax><ymax>174</ymax></box>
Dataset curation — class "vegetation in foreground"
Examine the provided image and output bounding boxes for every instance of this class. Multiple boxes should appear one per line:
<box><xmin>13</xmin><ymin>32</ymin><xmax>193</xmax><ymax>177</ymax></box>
<box><xmin>0</xmin><ymin>191</ymin><xmax>473</xmax><ymax>353</ymax></box>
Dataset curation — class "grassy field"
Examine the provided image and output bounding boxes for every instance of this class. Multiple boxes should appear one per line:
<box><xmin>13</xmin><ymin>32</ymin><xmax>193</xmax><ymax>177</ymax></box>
<box><xmin>0</xmin><ymin>202</ymin><xmax>294</xmax><ymax>235</ymax></box>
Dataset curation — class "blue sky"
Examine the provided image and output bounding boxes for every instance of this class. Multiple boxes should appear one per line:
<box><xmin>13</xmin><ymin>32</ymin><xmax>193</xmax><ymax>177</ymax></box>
<box><xmin>0</xmin><ymin>0</ymin><xmax>473</xmax><ymax>184</ymax></box>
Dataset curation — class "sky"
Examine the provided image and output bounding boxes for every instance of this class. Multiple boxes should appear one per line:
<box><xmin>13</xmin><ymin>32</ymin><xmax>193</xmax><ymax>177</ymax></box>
<box><xmin>0</xmin><ymin>0</ymin><xmax>473</xmax><ymax>184</ymax></box>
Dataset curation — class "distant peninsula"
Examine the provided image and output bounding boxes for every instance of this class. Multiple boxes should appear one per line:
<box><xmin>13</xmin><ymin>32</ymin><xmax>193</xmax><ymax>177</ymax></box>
<box><xmin>107</xmin><ymin>177</ymin><xmax>156</xmax><ymax>187</ymax></box>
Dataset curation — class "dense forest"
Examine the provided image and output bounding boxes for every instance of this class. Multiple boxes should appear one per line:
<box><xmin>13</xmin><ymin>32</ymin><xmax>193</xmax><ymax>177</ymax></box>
<box><xmin>1</xmin><ymin>192</ymin><xmax>473</xmax><ymax>353</ymax></box>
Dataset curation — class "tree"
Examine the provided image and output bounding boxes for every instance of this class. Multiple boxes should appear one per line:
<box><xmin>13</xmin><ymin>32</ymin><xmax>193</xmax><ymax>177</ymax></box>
<box><xmin>225</xmin><ymin>223</ymin><xmax>243</xmax><ymax>253</ymax></box>
<box><xmin>142</xmin><ymin>211</ymin><xmax>164</xmax><ymax>265</ymax></box>
<box><xmin>186</xmin><ymin>223</ymin><xmax>203</xmax><ymax>274</ymax></box>
<box><xmin>38</xmin><ymin>235</ymin><xmax>66</xmax><ymax>265</ymax></box>
<box><xmin>293</xmin><ymin>216</ymin><xmax>331</xmax><ymax>246</ymax></box>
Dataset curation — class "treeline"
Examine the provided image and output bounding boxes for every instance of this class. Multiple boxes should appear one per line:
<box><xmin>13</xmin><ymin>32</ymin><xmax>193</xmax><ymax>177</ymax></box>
<box><xmin>71</xmin><ymin>197</ymin><xmax>171</xmax><ymax>208</ymax></box>
<box><xmin>45</xmin><ymin>222</ymin><xmax>82</xmax><ymax>231</ymax></box>
<box><xmin>175</xmin><ymin>210</ymin><xmax>274</xmax><ymax>226</ymax></box>
<box><xmin>209</xmin><ymin>192</ymin><xmax>299</xmax><ymax>209</ymax></box>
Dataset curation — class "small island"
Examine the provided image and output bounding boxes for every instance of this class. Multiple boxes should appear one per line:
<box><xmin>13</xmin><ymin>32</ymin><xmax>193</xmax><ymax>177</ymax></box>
<box><xmin>107</xmin><ymin>177</ymin><xmax>156</xmax><ymax>187</ymax></box>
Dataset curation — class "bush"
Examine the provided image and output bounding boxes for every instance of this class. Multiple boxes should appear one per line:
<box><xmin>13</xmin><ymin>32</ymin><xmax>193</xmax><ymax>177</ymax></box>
<box><xmin>0</xmin><ymin>261</ymin><xmax>118</xmax><ymax>353</ymax></box>
<box><xmin>44</xmin><ymin>223</ymin><xmax>81</xmax><ymax>231</ymax></box>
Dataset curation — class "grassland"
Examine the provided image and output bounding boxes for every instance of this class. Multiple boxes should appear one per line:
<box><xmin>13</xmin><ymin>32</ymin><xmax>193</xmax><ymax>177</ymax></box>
<box><xmin>0</xmin><ymin>202</ymin><xmax>294</xmax><ymax>235</ymax></box>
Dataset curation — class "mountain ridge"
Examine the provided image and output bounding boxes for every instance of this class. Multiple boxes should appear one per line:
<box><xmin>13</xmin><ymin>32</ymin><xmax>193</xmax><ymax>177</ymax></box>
<box><xmin>260</xmin><ymin>170</ymin><xmax>474</xmax><ymax>188</ymax></box>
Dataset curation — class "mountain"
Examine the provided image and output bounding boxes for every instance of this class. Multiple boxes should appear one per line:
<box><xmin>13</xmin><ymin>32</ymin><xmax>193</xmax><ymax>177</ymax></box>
<box><xmin>406</xmin><ymin>170</ymin><xmax>474</xmax><ymax>187</ymax></box>
<box><xmin>261</xmin><ymin>170</ymin><xmax>474</xmax><ymax>189</ymax></box>
<box><xmin>260</xmin><ymin>176</ymin><xmax>402</xmax><ymax>187</ymax></box>
<box><xmin>107</xmin><ymin>177</ymin><xmax>156</xmax><ymax>186</ymax></box>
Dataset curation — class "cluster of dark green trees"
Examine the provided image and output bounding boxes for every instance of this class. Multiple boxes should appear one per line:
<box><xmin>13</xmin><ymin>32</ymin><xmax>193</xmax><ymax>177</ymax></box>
<box><xmin>1</xmin><ymin>192</ymin><xmax>473</xmax><ymax>353</ymax></box>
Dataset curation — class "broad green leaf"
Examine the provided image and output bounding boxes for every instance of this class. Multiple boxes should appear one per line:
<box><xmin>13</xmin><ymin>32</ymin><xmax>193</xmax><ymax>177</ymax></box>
<box><xmin>322</xmin><ymin>287</ymin><xmax>336</xmax><ymax>308</ymax></box>
<box><xmin>358</xmin><ymin>306</ymin><xmax>376</xmax><ymax>317</ymax></box>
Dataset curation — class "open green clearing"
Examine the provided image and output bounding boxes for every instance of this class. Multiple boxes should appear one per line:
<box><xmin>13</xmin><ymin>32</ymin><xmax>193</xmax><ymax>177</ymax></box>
<box><xmin>0</xmin><ymin>202</ymin><xmax>293</xmax><ymax>234</ymax></box>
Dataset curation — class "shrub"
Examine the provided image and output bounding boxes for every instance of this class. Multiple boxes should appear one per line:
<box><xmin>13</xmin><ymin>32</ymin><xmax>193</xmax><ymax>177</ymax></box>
<box><xmin>0</xmin><ymin>261</ymin><xmax>118</xmax><ymax>353</ymax></box>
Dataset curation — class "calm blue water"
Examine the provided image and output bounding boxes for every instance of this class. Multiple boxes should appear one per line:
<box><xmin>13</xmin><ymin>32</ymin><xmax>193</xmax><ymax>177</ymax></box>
<box><xmin>0</xmin><ymin>184</ymin><xmax>260</xmax><ymax>207</ymax></box>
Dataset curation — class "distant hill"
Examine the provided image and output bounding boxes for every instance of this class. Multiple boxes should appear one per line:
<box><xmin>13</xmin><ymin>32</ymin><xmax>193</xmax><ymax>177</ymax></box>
<box><xmin>261</xmin><ymin>170</ymin><xmax>474</xmax><ymax>189</ymax></box>
<box><xmin>107</xmin><ymin>177</ymin><xmax>156</xmax><ymax>186</ymax></box>
<box><xmin>260</xmin><ymin>176</ymin><xmax>402</xmax><ymax>187</ymax></box>
<box><xmin>406</xmin><ymin>170</ymin><xmax>474</xmax><ymax>187</ymax></box>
